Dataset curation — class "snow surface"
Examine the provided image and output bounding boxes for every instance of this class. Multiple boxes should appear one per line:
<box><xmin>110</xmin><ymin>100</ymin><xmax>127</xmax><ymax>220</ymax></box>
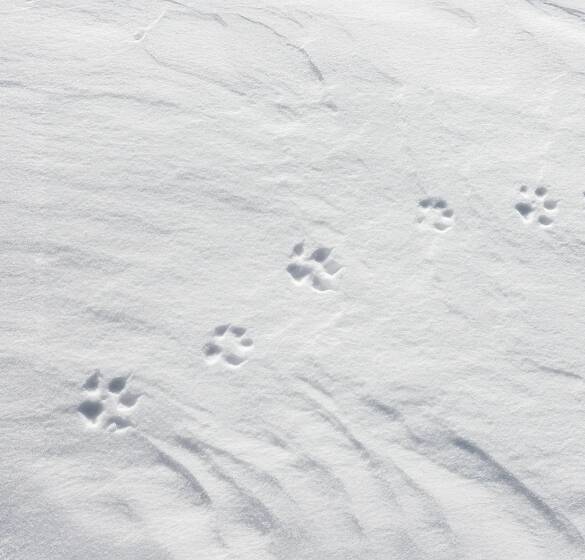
<box><xmin>3</xmin><ymin>0</ymin><xmax>585</xmax><ymax>558</ymax></box>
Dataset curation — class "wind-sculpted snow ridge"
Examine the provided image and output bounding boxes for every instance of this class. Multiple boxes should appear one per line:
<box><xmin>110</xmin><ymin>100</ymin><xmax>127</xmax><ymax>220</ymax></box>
<box><xmin>364</xmin><ymin>396</ymin><xmax>585</xmax><ymax>557</ymax></box>
<box><xmin>4</xmin><ymin>0</ymin><xmax>585</xmax><ymax>559</ymax></box>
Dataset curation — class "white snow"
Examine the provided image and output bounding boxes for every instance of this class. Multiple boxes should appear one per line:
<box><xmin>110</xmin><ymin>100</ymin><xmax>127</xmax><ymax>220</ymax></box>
<box><xmin>3</xmin><ymin>0</ymin><xmax>585</xmax><ymax>558</ymax></box>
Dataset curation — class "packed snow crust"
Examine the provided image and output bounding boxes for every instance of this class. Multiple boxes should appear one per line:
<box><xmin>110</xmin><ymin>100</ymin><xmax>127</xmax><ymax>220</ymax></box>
<box><xmin>3</xmin><ymin>0</ymin><xmax>585</xmax><ymax>558</ymax></box>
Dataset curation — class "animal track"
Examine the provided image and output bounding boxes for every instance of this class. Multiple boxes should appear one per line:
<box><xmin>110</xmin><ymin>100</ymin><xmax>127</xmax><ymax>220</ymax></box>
<box><xmin>286</xmin><ymin>242</ymin><xmax>342</xmax><ymax>292</ymax></box>
<box><xmin>417</xmin><ymin>197</ymin><xmax>455</xmax><ymax>232</ymax></box>
<box><xmin>203</xmin><ymin>324</ymin><xmax>254</xmax><ymax>367</ymax></box>
<box><xmin>515</xmin><ymin>185</ymin><xmax>558</xmax><ymax>227</ymax></box>
<box><xmin>78</xmin><ymin>370</ymin><xmax>141</xmax><ymax>431</ymax></box>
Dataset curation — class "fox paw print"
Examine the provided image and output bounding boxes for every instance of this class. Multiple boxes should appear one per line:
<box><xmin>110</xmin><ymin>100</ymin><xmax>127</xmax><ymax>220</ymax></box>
<box><xmin>515</xmin><ymin>185</ymin><xmax>558</xmax><ymax>227</ymax></box>
<box><xmin>203</xmin><ymin>324</ymin><xmax>254</xmax><ymax>367</ymax></box>
<box><xmin>78</xmin><ymin>370</ymin><xmax>141</xmax><ymax>432</ymax></box>
<box><xmin>286</xmin><ymin>242</ymin><xmax>342</xmax><ymax>292</ymax></box>
<box><xmin>417</xmin><ymin>197</ymin><xmax>455</xmax><ymax>232</ymax></box>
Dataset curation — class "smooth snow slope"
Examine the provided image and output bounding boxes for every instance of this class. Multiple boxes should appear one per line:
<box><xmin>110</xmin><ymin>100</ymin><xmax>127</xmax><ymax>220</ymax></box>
<box><xmin>3</xmin><ymin>0</ymin><xmax>585</xmax><ymax>558</ymax></box>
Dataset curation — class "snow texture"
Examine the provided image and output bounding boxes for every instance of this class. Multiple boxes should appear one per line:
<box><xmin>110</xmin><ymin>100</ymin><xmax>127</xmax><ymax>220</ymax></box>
<box><xmin>3</xmin><ymin>0</ymin><xmax>585</xmax><ymax>558</ymax></box>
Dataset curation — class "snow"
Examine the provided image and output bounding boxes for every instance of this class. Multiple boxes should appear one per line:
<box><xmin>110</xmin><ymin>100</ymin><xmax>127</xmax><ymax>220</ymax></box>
<box><xmin>3</xmin><ymin>0</ymin><xmax>585</xmax><ymax>558</ymax></box>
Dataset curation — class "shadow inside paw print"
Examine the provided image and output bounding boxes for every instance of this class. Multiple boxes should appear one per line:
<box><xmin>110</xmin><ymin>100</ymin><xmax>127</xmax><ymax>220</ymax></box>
<box><xmin>417</xmin><ymin>197</ymin><xmax>454</xmax><ymax>232</ymax></box>
<box><xmin>286</xmin><ymin>242</ymin><xmax>342</xmax><ymax>292</ymax></box>
<box><xmin>203</xmin><ymin>324</ymin><xmax>254</xmax><ymax>367</ymax></box>
<box><xmin>78</xmin><ymin>370</ymin><xmax>141</xmax><ymax>432</ymax></box>
<box><xmin>515</xmin><ymin>185</ymin><xmax>557</xmax><ymax>227</ymax></box>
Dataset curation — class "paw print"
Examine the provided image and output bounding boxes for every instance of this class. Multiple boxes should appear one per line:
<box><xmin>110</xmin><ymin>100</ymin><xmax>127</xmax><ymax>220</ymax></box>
<box><xmin>286</xmin><ymin>242</ymin><xmax>342</xmax><ymax>292</ymax></box>
<box><xmin>203</xmin><ymin>324</ymin><xmax>254</xmax><ymax>367</ymax></box>
<box><xmin>515</xmin><ymin>185</ymin><xmax>558</xmax><ymax>227</ymax></box>
<box><xmin>78</xmin><ymin>370</ymin><xmax>141</xmax><ymax>431</ymax></box>
<box><xmin>417</xmin><ymin>197</ymin><xmax>455</xmax><ymax>232</ymax></box>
